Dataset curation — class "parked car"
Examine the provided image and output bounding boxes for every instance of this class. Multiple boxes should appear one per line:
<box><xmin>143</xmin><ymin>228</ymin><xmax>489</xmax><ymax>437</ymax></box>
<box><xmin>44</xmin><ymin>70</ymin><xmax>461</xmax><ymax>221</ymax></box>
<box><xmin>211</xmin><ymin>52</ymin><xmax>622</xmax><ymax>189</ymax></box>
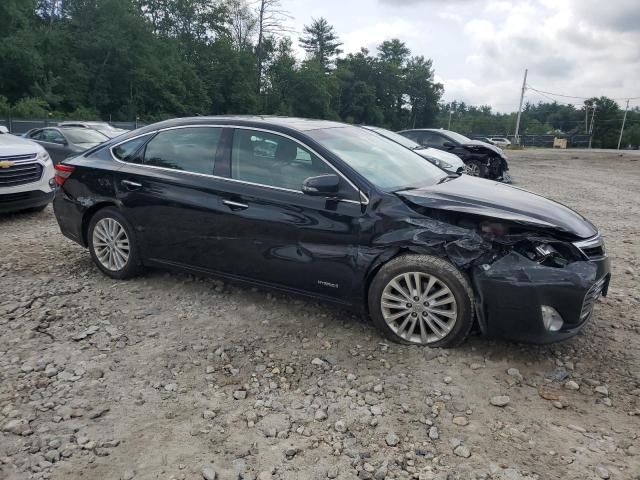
<box><xmin>0</xmin><ymin>126</ymin><xmax>9</xmax><ymax>134</ymax></box>
<box><xmin>53</xmin><ymin>116</ymin><xmax>610</xmax><ymax>347</ymax></box>
<box><xmin>398</xmin><ymin>128</ymin><xmax>510</xmax><ymax>182</ymax></box>
<box><xmin>361</xmin><ymin>125</ymin><xmax>465</xmax><ymax>174</ymax></box>
<box><xmin>0</xmin><ymin>133</ymin><xmax>55</xmax><ymax>213</ymax></box>
<box><xmin>23</xmin><ymin>126</ymin><xmax>109</xmax><ymax>164</ymax></box>
<box><xmin>57</xmin><ymin>121</ymin><xmax>128</xmax><ymax>138</ymax></box>
<box><xmin>489</xmin><ymin>137</ymin><xmax>511</xmax><ymax>147</ymax></box>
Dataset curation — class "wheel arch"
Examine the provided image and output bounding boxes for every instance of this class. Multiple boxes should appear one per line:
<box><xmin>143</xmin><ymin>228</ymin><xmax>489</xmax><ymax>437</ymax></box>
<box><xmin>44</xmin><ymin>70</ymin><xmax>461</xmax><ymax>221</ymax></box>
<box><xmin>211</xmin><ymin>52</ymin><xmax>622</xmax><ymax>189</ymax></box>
<box><xmin>81</xmin><ymin>201</ymin><xmax>120</xmax><ymax>246</ymax></box>
<box><xmin>362</xmin><ymin>247</ymin><xmax>476</xmax><ymax>316</ymax></box>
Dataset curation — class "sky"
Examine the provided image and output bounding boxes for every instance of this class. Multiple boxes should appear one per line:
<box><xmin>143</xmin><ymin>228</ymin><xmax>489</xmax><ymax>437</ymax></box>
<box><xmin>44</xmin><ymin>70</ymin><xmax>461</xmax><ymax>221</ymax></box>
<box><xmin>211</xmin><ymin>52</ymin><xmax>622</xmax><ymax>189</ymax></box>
<box><xmin>279</xmin><ymin>0</ymin><xmax>640</xmax><ymax>112</ymax></box>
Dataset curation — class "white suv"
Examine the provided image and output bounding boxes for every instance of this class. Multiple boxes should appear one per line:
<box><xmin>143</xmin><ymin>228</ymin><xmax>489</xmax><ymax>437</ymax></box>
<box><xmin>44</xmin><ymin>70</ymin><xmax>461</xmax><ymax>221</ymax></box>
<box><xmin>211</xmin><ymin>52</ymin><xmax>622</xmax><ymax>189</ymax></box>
<box><xmin>0</xmin><ymin>132</ymin><xmax>55</xmax><ymax>213</ymax></box>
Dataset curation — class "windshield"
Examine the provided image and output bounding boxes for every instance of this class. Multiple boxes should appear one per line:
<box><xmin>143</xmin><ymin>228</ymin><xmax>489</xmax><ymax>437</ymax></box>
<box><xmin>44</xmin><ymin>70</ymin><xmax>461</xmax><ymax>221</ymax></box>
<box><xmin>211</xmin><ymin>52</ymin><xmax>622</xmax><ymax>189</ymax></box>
<box><xmin>441</xmin><ymin>130</ymin><xmax>471</xmax><ymax>144</ymax></box>
<box><xmin>62</xmin><ymin>128</ymin><xmax>109</xmax><ymax>144</ymax></box>
<box><xmin>365</xmin><ymin>126</ymin><xmax>420</xmax><ymax>150</ymax></box>
<box><xmin>307</xmin><ymin>126</ymin><xmax>446</xmax><ymax>191</ymax></box>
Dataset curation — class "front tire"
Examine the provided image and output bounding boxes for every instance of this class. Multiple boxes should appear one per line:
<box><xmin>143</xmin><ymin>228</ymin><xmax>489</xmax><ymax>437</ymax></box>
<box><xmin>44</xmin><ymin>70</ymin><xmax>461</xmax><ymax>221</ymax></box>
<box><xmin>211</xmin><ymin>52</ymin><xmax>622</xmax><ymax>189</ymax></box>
<box><xmin>368</xmin><ymin>255</ymin><xmax>474</xmax><ymax>347</ymax></box>
<box><xmin>88</xmin><ymin>207</ymin><xmax>142</xmax><ymax>279</ymax></box>
<box><xmin>464</xmin><ymin>159</ymin><xmax>488</xmax><ymax>178</ymax></box>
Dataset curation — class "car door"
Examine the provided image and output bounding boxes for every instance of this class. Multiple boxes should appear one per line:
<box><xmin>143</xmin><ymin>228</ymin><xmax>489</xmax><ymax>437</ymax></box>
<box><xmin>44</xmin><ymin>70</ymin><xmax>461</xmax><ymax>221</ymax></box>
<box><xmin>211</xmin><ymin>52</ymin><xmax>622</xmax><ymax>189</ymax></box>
<box><xmin>38</xmin><ymin>128</ymin><xmax>70</xmax><ymax>163</ymax></box>
<box><xmin>112</xmin><ymin>126</ymin><xmax>234</xmax><ymax>270</ymax></box>
<box><xmin>210</xmin><ymin>127</ymin><xmax>365</xmax><ymax>303</ymax></box>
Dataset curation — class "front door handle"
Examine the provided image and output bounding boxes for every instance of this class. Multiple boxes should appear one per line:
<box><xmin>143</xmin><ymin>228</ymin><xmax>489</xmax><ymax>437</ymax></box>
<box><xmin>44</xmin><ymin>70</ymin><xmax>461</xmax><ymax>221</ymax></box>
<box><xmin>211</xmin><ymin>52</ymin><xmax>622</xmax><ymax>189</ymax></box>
<box><xmin>121</xmin><ymin>179</ymin><xmax>142</xmax><ymax>190</ymax></box>
<box><xmin>223</xmin><ymin>199</ymin><xmax>249</xmax><ymax>210</ymax></box>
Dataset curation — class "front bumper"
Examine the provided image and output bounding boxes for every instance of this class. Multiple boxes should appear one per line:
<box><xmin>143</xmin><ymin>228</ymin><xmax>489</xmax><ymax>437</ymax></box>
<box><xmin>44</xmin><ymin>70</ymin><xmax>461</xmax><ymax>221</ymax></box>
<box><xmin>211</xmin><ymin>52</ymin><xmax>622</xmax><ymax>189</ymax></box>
<box><xmin>0</xmin><ymin>190</ymin><xmax>54</xmax><ymax>213</ymax></box>
<box><xmin>473</xmin><ymin>251</ymin><xmax>611</xmax><ymax>344</ymax></box>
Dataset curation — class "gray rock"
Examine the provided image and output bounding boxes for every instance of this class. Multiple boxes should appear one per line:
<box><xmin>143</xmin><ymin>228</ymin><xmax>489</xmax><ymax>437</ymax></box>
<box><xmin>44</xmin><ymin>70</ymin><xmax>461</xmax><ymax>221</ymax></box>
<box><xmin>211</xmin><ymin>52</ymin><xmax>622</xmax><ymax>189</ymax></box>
<box><xmin>314</xmin><ymin>409</ymin><xmax>328</xmax><ymax>421</ymax></box>
<box><xmin>88</xmin><ymin>407</ymin><xmax>110</xmax><ymax>419</ymax></box>
<box><xmin>327</xmin><ymin>466</ymin><xmax>339</xmax><ymax>479</ymax></box>
<box><xmin>233</xmin><ymin>390</ymin><xmax>247</xmax><ymax>400</ymax></box>
<box><xmin>453</xmin><ymin>445</ymin><xmax>471</xmax><ymax>458</ymax></box>
<box><xmin>428</xmin><ymin>426</ymin><xmax>439</xmax><ymax>440</ymax></box>
<box><xmin>490</xmin><ymin>395</ymin><xmax>510</xmax><ymax>407</ymax></box>
<box><xmin>334</xmin><ymin>420</ymin><xmax>347</xmax><ymax>433</ymax></box>
<box><xmin>595</xmin><ymin>465</ymin><xmax>610</xmax><ymax>479</ymax></box>
<box><xmin>385</xmin><ymin>432</ymin><xmax>400</xmax><ymax>446</ymax></box>
<box><xmin>564</xmin><ymin>380</ymin><xmax>580</xmax><ymax>390</ymax></box>
<box><xmin>122</xmin><ymin>469</ymin><xmax>136</xmax><ymax>480</ymax></box>
<box><xmin>2</xmin><ymin>418</ymin><xmax>31</xmax><ymax>436</ymax></box>
<box><xmin>595</xmin><ymin>385</ymin><xmax>609</xmax><ymax>396</ymax></box>
<box><xmin>44</xmin><ymin>449</ymin><xmax>60</xmax><ymax>463</ymax></box>
<box><xmin>202</xmin><ymin>466</ymin><xmax>217</xmax><ymax>480</ymax></box>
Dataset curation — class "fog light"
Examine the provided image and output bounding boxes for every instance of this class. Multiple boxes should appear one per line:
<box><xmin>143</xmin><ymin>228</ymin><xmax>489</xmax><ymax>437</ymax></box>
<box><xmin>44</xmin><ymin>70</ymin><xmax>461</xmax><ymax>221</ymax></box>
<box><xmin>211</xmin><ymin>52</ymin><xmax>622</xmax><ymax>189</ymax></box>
<box><xmin>541</xmin><ymin>306</ymin><xmax>564</xmax><ymax>332</ymax></box>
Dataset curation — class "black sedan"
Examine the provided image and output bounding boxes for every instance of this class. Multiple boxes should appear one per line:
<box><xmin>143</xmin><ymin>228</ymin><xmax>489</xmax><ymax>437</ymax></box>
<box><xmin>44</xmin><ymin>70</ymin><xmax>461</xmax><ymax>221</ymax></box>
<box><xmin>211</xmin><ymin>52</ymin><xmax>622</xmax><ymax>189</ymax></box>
<box><xmin>52</xmin><ymin>117</ymin><xmax>609</xmax><ymax>347</ymax></box>
<box><xmin>398</xmin><ymin>128</ymin><xmax>510</xmax><ymax>182</ymax></box>
<box><xmin>24</xmin><ymin>126</ymin><xmax>109</xmax><ymax>164</ymax></box>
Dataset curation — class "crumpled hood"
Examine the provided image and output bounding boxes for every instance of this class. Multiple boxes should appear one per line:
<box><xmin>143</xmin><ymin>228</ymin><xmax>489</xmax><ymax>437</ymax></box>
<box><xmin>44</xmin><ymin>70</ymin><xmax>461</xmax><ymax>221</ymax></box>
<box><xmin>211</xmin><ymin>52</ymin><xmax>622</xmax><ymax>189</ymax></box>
<box><xmin>396</xmin><ymin>175</ymin><xmax>597</xmax><ymax>239</ymax></box>
<box><xmin>463</xmin><ymin>140</ymin><xmax>505</xmax><ymax>157</ymax></box>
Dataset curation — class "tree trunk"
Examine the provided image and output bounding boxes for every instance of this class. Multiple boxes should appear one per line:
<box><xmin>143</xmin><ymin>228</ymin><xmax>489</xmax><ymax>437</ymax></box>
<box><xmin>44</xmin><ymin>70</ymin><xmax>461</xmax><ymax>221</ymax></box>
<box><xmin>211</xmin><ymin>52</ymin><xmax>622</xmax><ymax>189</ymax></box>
<box><xmin>256</xmin><ymin>0</ymin><xmax>266</xmax><ymax>96</ymax></box>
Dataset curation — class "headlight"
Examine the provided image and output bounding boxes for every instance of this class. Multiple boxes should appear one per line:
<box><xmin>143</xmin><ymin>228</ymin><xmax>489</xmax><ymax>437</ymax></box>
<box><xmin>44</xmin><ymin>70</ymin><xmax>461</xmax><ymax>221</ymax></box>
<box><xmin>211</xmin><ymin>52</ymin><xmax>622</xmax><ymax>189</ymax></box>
<box><xmin>37</xmin><ymin>150</ymin><xmax>52</xmax><ymax>164</ymax></box>
<box><xmin>429</xmin><ymin>157</ymin><xmax>452</xmax><ymax>169</ymax></box>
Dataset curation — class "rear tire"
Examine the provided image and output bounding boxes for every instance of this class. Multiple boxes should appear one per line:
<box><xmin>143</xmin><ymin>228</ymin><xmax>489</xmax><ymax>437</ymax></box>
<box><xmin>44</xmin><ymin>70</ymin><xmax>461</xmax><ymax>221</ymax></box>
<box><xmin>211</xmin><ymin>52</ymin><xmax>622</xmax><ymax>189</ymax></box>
<box><xmin>87</xmin><ymin>207</ymin><xmax>143</xmax><ymax>279</ymax></box>
<box><xmin>368</xmin><ymin>255</ymin><xmax>474</xmax><ymax>348</ymax></box>
<box><xmin>464</xmin><ymin>159</ymin><xmax>488</xmax><ymax>178</ymax></box>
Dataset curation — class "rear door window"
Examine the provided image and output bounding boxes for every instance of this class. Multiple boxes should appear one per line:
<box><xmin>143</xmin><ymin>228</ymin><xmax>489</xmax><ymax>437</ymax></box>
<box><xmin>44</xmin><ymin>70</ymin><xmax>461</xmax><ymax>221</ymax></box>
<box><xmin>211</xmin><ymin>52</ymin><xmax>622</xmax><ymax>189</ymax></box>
<box><xmin>142</xmin><ymin>127</ymin><xmax>221</xmax><ymax>175</ymax></box>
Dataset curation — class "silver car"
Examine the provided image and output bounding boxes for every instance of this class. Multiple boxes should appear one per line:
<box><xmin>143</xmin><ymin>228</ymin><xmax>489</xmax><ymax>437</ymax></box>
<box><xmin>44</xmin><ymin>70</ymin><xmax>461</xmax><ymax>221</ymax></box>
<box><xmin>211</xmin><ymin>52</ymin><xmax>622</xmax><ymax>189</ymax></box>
<box><xmin>361</xmin><ymin>125</ymin><xmax>465</xmax><ymax>174</ymax></box>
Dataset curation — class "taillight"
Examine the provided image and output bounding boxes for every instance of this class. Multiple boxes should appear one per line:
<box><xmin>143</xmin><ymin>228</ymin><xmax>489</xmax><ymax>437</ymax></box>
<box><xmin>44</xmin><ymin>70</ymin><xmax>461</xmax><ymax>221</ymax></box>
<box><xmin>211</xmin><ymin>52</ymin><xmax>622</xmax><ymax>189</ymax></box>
<box><xmin>54</xmin><ymin>164</ymin><xmax>75</xmax><ymax>186</ymax></box>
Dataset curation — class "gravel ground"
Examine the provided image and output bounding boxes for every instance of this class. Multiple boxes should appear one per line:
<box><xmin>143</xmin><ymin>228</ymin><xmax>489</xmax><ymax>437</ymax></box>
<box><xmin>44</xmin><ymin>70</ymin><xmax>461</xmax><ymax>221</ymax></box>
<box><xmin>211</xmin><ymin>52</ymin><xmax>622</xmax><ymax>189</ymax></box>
<box><xmin>1</xmin><ymin>148</ymin><xmax>639</xmax><ymax>480</ymax></box>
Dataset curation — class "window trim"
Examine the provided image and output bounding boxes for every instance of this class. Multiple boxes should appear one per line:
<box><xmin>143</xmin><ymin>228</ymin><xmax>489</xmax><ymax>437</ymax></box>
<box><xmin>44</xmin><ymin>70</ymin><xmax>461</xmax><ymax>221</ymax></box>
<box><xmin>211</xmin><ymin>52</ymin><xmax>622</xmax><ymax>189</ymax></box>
<box><xmin>109</xmin><ymin>124</ymin><xmax>368</xmax><ymax>205</ymax></box>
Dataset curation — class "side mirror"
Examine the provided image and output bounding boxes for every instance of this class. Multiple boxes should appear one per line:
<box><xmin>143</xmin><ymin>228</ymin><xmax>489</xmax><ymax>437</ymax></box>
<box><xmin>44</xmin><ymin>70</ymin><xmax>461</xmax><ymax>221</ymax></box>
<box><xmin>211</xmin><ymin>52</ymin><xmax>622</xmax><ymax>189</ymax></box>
<box><xmin>302</xmin><ymin>174</ymin><xmax>340</xmax><ymax>196</ymax></box>
<box><xmin>443</xmin><ymin>141</ymin><xmax>455</xmax><ymax>149</ymax></box>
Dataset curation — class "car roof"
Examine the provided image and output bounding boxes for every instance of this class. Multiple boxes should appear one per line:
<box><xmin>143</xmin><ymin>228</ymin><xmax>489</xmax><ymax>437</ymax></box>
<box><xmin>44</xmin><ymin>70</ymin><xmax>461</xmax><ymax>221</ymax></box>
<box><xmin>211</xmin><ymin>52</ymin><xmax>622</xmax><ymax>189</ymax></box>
<box><xmin>131</xmin><ymin>116</ymin><xmax>347</xmax><ymax>135</ymax></box>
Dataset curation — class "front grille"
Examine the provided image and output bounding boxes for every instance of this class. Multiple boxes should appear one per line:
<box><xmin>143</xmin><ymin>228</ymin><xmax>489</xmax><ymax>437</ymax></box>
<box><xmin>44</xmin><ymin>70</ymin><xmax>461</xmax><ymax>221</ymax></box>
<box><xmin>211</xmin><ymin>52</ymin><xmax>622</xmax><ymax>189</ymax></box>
<box><xmin>0</xmin><ymin>161</ymin><xmax>43</xmax><ymax>187</ymax></box>
<box><xmin>580</xmin><ymin>276</ymin><xmax>607</xmax><ymax>322</ymax></box>
<box><xmin>0</xmin><ymin>153</ymin><xmax>37</xmax><ymax>162</ymax></box>
<box><xmin>574</xmin><ymin>235</ymin><xmax>606</xmax><ymax>260</ymax></box>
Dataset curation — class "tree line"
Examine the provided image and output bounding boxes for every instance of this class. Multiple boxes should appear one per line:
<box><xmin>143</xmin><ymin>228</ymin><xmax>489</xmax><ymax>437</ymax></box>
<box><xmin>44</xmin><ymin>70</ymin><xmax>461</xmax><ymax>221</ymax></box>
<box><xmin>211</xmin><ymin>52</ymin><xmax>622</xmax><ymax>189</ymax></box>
<box><xmin>0</xmin><ymin>0</ymin><xmax>638</xmax><ymax>147</ymax></box>
<box><xmin>0</xmin><ymin>0</ymin><xmax>441</xmax><ymax>130</ymax></box>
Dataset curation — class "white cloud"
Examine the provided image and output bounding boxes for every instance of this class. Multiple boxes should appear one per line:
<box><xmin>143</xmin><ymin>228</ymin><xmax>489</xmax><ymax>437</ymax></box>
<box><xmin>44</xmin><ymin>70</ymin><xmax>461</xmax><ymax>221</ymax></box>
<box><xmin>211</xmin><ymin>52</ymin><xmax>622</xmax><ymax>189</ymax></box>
<box><xmin>281</xmin><ymin>0</ymin><xmax>640</xmax><ymax>112</ymax></box>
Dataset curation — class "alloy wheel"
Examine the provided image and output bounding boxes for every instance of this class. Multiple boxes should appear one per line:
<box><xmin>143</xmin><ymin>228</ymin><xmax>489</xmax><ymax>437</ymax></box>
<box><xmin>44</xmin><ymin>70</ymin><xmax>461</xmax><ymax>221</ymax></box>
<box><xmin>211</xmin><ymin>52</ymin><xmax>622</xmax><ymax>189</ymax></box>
<box><xmin>464</xmin><ymin>163</ymin><xmax>480</xmax><ymax>176</ymax></box>
<box><xmin>380</xmin><ymin>272</ymin><xmax>458</xmax><ymax>345</ymax></box>
<box><xmin>92</xmin><ymin>218</ymin><xmax>130</xmax><ymax>271</ymax></box>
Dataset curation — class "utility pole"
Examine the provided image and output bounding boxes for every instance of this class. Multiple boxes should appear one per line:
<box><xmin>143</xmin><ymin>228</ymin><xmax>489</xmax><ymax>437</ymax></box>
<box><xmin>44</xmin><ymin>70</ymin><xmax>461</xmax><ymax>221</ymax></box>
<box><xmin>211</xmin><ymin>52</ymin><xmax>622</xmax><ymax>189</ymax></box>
<box><xmin>617</xmin><ymin>99</ymin><xmax>629</xmax><ymax>150</ymax></box>
<box><xmin>585</xmin><ymin>106</ymin><xmax>589</xmax><ymax>134</ymax></box>
<box><xmin>588</xmin><ymin>106</ymin><xmax>596</xmax><ymax>149</ymax></box>
<box><xmin>513</xmin><ymin>68</ymin><xmax>528</xmax><ymax>146</ymax></box>
<box><xmin>447</xmin><ymin>109</ymin><xmax>453</xmax><ymax>130</ymax></box>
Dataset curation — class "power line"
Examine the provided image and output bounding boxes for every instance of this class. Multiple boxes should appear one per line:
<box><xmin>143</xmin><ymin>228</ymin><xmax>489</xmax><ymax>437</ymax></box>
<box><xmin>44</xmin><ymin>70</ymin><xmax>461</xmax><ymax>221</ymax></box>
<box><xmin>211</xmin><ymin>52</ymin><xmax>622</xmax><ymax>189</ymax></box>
<box><xmin>527</xmin><ymin>85</ymin><xmax>640</xmax><ymax>102</ymax></box>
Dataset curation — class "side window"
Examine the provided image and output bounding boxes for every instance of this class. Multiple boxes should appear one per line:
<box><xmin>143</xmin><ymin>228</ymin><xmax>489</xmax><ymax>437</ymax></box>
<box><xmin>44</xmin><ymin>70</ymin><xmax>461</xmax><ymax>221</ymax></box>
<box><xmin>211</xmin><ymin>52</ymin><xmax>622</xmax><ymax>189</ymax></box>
<box><xmin>231</xmin><ymin>129</ymin><xmax>333</xmax><ymax>191</ymax></box>
<box><xmin>402</xmin><ymin>131</ymin><xmax>419</xmax><ymax>143</ymax></box>
<box><xmin>427</xmin><ymin>133</ymin><xmax>449</xmax><ymax>147</ymax></box>
<box><xmin>143</xmin><ymin>127</ymin><xmax>221</xmax><ymax>175</ymax></box>
<box><xmin>42</xmin><ymin>129</ymin><xmax>65</xmax><ymax>144</ymax></box>
<box><xmin>112</xmin><ymin>135</ymin><xmax>151</xmax><ymax>163</ymax></box>
<box><xmin>28</xmin><ymin>129</ymin><xmax>44</xmax><ymax>140</ymax></box>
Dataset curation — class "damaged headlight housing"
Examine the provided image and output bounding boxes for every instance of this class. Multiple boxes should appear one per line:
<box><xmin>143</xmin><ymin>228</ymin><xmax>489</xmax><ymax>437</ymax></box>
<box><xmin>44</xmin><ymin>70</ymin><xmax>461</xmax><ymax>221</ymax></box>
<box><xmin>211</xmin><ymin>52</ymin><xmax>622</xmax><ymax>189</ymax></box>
<box><xmin>520</xmin><ymin>243</ymin><xmax>569</xmax><ymax>268</ymax></box>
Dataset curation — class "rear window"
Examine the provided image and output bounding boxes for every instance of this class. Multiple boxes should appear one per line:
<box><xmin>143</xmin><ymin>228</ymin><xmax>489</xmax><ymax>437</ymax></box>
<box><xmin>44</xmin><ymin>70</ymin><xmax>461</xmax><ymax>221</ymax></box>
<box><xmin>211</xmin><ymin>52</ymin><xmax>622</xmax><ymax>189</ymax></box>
<box><xmin>112</xmin><ymin>135</ymin><xmax>152</xmax><ymax>162</ymax></box>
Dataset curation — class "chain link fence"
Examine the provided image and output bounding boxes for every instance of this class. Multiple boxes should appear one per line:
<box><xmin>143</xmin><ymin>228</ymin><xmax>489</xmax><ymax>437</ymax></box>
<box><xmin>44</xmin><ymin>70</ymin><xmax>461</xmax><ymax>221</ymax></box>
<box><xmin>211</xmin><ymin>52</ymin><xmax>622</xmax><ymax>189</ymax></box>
<box><xmin>0</xmin><ymin>118</ymin><xmax>147</xmax><ymax>135</ymax></box>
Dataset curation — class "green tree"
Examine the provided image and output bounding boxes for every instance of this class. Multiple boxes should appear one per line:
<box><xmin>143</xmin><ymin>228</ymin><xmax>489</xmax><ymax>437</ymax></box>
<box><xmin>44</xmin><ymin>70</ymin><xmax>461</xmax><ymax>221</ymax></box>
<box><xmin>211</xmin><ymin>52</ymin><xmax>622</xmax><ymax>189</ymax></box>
<box><xmin>299</xmin><ymin>17</ymin><xmax>342</xmax><ymax>71</ymax></box>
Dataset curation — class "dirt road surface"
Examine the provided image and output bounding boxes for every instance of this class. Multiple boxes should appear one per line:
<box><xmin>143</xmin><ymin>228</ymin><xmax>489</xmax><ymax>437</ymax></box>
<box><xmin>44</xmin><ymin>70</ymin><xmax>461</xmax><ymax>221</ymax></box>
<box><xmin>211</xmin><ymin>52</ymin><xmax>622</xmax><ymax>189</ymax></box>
<box><xmin>1</xmin><ymin>149</ymin><xmax>639</xmax><ymax>480</ymax></box>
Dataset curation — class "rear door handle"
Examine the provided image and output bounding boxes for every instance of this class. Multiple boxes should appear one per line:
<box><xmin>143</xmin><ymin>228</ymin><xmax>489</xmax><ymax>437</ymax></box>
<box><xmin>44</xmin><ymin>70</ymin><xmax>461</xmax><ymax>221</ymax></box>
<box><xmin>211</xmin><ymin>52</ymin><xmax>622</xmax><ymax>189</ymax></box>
<box><xmin>223</xmin><ymin>200</ymin><xmax>249</xmax><ymax>210</ymax></box>
<box><xmin>121</xmin><ymin>179</ymin><xmax>142</xmax><ymax>190</ymax></box>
